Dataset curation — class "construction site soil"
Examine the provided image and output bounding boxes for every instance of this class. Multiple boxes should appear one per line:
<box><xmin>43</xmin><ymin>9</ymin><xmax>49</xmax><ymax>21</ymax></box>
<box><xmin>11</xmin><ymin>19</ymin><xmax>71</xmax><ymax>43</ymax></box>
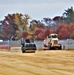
<box><xmin>0</xmin><ymin>48</ymin><xmax>74</xmax><ymax>75</ymax></box>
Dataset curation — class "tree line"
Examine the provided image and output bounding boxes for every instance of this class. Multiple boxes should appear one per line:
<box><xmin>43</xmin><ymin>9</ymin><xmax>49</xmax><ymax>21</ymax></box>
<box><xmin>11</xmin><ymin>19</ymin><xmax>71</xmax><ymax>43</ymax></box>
<box><xmin>0</xmin><ymin>6</ymin><xmax>74</xmax><ymax>40</ymax></box>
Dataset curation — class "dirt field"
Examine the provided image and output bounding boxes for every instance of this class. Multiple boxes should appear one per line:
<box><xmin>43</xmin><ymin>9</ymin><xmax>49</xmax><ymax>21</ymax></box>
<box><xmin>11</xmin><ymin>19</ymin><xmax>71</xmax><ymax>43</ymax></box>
<box><xmin>0</xmin><ymin>49</ymin><xmax>74</xmax><ymax>75</ymax></box>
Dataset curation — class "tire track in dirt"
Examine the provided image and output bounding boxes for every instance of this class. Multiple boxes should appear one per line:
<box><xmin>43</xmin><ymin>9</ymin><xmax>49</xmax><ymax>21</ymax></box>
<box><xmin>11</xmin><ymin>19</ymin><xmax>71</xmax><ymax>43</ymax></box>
<box><xmin>0</xmin><ymin>50</ymin><xmax>74</xmax><ymax>75</ymax></box>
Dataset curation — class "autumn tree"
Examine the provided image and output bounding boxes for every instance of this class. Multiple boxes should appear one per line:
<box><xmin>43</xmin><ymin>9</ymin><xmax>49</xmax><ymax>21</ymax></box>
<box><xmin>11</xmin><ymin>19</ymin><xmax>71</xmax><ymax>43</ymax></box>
<box><xmin>58</xmin><ymin>28</ymin><xmax>70</xmax><ymax>39</ymax></box>
<box><xmin>56</xmin><ymin>24</ymin><xmax>69</xmax><ymax>39</ymax></box>
<box><xmin>1</xmin><ymin>14</ymin><xmax>18</xmax><ymax>40</ymax></box>
<box><xmin>44</xmin><ymin>30</ymin><xmax>50</xmax><ymax>37</ymax></box>
<box><xmin>69</xmin><ymin>23</ymin><xmax>74</xmax><ymax>33</ymax></box>
<box><xmin>14</xmin><ymin>13</ymin><xmax>30</xmax><ymax>31</ymax></box>
<box><xmin>29</xmin><ymin>20</ymin><xmax>45</xmax><ymax>34</ymax></box>
<box><xmin>0</xmin><ymin>13</ymin><xmax>30</xmax><ymax>40</ymax></box>
<box><xmin>70</xmin><ymin>31</ymin><xmax>74</xmax><ymax>39</ymax></box>
<box><xmin>14</xmin><ymin>13</ymin><xmax>30</xmax><ymax>39</ymax></box>
<box><xmin>68</xmin><ymin>23</ymin><xmax>74</xmax><ymax>39</ymax></box>
<box><xmin>20</xmin><ymin>31</ymin><xmax>28</xmax><ymax>39</ymax></box>
<box><xmin>29</xmin><ymin>20</ymin><xmax>37</xmax><ymax>33</ymax></box>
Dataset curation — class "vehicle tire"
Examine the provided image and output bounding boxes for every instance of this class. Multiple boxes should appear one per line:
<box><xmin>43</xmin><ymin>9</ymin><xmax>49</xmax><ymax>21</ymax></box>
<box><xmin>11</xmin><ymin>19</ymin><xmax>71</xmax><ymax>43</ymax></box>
<box><xmin>59</xmin><ymin>45</ymin><xmax>62</xmax><ymax>50</ymax></box>
<box><xmin>21</xmin><ymin>45</ymin><xmax>25</xmax><ymax>53</ymax></box>
<box><xmin>33</xmin><ymin>44</ymin><xmax>37</xmax><ymax>50</ymax></box>
<box><xmin>48</xmin><ymin>44</ymin><xmax>51</xmax><ymax>50</ymax></box>
<box><xmin>22</xmin><ymin>49</ymin><xmax>25</xmax><ymax>53</ymax></box>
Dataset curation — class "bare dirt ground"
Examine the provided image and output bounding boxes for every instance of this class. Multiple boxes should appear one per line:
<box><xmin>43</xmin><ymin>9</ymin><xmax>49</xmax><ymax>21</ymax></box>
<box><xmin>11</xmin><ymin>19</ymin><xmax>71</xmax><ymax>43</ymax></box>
<box><xmin>0</xmin><ymin>49</ymin><xmax>74</xmax><ymax>75</ymax></box>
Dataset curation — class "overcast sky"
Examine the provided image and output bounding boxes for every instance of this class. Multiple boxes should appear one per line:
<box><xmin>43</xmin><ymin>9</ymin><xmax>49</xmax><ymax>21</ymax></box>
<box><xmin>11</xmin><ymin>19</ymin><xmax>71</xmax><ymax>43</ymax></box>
<box><xmin>0</xmin><ymin>0</ymin><xmax>74</xmax><ymax>20</ymax></box>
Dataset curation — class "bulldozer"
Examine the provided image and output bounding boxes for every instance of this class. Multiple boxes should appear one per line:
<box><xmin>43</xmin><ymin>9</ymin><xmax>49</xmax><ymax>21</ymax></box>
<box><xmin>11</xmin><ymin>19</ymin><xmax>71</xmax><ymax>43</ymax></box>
<box><xmin>43</xmin><ymin>33</ymin><xmax>62</xmax><ymax>50</ymax></box>
<box><xmin>21</xmin><ymin>34</ymin><xmax>37</xmax><ymax>53</ymax></box>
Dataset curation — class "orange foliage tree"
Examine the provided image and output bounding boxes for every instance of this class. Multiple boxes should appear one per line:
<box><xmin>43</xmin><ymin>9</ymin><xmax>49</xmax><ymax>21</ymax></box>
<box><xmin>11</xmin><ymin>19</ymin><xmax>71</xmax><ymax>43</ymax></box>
<box><xmin>56</xmin><ymin>23</ymin><xmax>74</xmax><ymax>39</ymax></box>
<box><xmin>58</xmin><ymin>28</ymin><xmax>70</xmax><ymax>39</ymax></box>
<box><xmin>20</xmin><ymin>31</ymin><xmax>28</xmax><ymax>39</ymax></box>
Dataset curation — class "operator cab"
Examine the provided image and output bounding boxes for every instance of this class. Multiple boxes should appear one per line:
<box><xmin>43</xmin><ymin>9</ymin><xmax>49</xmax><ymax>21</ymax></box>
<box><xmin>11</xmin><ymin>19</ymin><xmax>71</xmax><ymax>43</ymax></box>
<box><xmin>48</xmin><ymin>34</ymin><xmax>58</xmax><ymax>39</ymax></box>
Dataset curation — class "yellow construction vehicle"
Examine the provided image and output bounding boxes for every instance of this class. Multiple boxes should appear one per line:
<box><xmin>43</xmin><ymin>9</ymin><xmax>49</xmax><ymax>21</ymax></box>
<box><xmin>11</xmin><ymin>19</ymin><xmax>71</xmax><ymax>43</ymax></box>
<box><xmin>44</xmin><ymin>33</ymin><xmax>62</xmax><ymax>50</ymax></box>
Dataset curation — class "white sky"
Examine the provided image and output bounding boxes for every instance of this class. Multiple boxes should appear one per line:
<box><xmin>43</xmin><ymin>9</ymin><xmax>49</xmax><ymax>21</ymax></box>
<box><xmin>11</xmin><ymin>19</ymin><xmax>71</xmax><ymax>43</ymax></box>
<box><xmin>0</xmin><ymin>0</ymin><xmax>74</xmax><ymax>20</ymax></box>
